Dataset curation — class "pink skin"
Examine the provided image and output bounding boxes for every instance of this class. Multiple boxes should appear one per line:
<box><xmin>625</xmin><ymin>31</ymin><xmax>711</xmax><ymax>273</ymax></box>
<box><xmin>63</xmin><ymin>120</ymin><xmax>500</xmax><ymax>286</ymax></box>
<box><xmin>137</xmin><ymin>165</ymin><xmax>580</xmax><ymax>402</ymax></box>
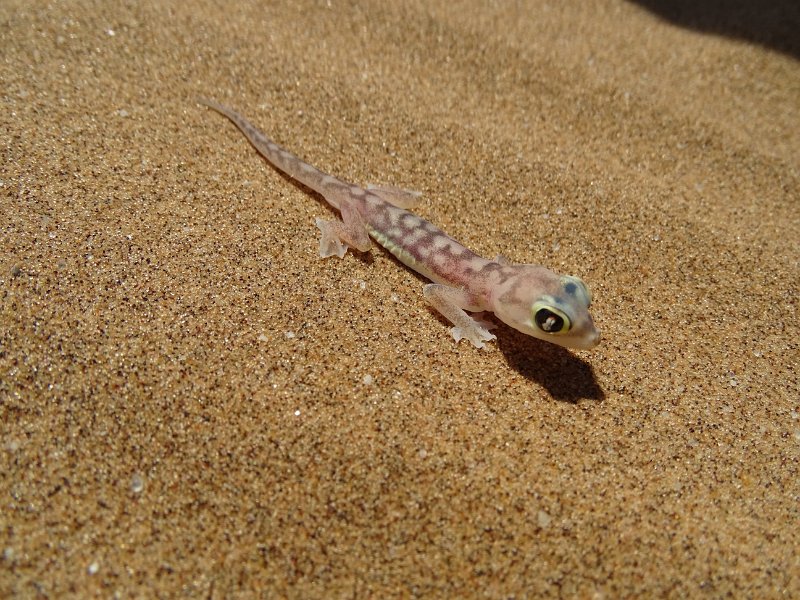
<box><xmin>200</xmin><ymin>99</ymin><xmax>599</xmax><ymax>350</ymax></box>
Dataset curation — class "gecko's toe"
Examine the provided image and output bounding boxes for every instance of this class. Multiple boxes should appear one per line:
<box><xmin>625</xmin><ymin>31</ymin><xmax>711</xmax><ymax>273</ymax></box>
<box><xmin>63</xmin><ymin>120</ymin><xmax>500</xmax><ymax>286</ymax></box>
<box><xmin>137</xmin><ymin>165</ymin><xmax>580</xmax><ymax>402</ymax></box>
<box><xmin>450</xmin><ymin>326</ymin><xmax>496</xmax><ymax>349</ymax></box>
<box><xmin>316</xmin><ymin>218</ymin><xmax>348</xmax><ymax>258</ymax></box>
<box><xmin>450</xmin><ymin>326</ymin><xmax>466</xmax><ymax>344</ymax></box>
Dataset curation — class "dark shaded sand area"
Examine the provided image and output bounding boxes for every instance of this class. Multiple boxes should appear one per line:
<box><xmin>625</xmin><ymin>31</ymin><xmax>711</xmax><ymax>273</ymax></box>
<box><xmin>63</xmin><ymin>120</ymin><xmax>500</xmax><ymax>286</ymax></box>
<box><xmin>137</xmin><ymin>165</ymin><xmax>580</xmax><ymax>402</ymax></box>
<box><xmin>2</xmin><ymin>0</ymin><xmax>798</xmax><ymax>596</ymax></box>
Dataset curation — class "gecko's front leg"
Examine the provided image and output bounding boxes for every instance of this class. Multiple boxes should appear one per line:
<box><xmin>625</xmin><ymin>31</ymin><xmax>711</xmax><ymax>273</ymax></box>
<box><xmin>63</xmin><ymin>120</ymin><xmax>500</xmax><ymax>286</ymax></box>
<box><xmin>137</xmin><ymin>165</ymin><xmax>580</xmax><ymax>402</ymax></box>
<box><xmin>423</xmin><ymin>284</ymin><xmax>497</xmax><ymax>349</ymax></box>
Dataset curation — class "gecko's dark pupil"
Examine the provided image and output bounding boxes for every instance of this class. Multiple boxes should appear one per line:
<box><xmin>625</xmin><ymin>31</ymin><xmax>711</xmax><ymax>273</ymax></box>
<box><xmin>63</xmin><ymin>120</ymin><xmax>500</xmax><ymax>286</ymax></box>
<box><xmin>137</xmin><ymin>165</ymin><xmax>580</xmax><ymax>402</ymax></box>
<box><xmin>535</xmin><ymin>308</ymin><xmax>564</xmax><ymax>333</ymax></box>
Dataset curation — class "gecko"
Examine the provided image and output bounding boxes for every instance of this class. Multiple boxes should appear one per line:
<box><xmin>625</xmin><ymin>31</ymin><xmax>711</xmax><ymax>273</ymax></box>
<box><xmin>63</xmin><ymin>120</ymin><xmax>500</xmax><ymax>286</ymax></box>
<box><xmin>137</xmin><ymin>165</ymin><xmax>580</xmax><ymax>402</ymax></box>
<box><xmin>199</xmin><ymin>99</ymin><xmax>600</xmax><ymax>350</ymax></box>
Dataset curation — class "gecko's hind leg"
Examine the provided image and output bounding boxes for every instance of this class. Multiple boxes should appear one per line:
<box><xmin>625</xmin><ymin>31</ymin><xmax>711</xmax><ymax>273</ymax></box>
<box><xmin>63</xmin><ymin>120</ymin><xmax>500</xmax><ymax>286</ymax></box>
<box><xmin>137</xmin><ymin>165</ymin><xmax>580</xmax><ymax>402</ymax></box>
<box><xmin>365</xmin><ymin>184</ymin><xmax>423</xmax><ymax>209</ymax></box>
<box><xmin>315</xmin><ymin>199</ymin><xmax>372</xmax><ymax>258</ymax></box>
<box><xmin>423</xmin><ymin>284</ymin><xmax>496</xmax><ymax>349</ymax></box>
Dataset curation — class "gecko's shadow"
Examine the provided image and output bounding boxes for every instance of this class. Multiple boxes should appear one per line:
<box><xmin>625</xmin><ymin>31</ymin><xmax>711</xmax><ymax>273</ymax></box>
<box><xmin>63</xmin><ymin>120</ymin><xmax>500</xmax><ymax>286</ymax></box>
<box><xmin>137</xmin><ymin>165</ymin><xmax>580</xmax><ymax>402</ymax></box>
<box><xmin>495</xmin><ymin>324</ymin><xmax>605</xmax><ymax>403</ymax></box>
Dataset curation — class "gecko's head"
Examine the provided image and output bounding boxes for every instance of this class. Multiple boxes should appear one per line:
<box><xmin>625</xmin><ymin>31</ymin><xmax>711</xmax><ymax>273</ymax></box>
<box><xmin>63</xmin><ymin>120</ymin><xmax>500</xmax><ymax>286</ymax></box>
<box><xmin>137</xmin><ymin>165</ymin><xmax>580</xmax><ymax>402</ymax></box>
<box><xmin>491</xmin><ymin>266</ymin><xmax>600</xmax><ymax>350</ymax></box>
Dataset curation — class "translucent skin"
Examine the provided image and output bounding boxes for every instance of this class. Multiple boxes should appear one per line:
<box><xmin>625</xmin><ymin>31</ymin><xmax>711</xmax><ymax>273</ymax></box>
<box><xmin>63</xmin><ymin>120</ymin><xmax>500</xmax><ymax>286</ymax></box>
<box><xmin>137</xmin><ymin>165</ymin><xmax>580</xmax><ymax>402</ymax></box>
<box><xmin>487</xmin><ymin>266</ymin><xmax>599</xmax><ymax>350</ymax></box>
<box><xmin>200</xmin><ymin>99</ymin><xmax>600</xmax><ymax>350</ymax></box>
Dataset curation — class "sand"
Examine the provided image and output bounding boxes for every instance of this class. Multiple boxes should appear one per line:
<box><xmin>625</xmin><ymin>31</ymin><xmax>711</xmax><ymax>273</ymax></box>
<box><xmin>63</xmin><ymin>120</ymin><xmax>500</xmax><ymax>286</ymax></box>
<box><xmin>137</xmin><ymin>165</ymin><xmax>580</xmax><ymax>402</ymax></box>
<box><xmin>1</xmin><ymin>0</ymin><xmax>798</xmax><ymax>596</ymax></box>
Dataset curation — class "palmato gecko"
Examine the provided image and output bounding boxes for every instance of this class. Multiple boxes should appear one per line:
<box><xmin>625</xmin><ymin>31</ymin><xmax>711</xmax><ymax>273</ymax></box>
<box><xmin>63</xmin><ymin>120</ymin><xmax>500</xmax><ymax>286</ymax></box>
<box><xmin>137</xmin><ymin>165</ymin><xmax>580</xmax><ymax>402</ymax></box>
<box><xmin>200</xmin><ymin>99</ymin><xmax>600</xmax><ymax>350</ymax></box>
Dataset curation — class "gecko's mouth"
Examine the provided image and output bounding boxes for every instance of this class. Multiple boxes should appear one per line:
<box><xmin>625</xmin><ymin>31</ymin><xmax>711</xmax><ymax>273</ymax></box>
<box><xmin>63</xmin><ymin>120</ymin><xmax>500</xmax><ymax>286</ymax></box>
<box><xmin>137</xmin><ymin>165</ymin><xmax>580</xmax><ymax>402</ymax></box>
<box><xmin>577</xmin><ymin>328</ymin><xmax>601</xmax><ymax>349</ymax></box>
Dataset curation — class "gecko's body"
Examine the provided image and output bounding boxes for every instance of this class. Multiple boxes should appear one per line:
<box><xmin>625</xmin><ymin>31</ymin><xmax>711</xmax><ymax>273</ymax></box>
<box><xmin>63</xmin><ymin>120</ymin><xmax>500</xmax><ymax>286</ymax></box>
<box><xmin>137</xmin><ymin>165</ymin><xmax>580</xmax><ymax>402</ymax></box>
<box><xmin>201</xmin><ymin>99</ymin><xmax>599</xmax><ymax>350</ymax></box>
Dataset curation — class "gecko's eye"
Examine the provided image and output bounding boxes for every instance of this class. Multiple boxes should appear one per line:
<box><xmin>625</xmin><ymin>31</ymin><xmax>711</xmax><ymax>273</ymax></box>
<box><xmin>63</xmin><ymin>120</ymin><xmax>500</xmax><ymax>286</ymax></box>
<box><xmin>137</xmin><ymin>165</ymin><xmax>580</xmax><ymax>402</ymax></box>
<box><xmin>532</xmin><ymin>302</ymin><xmax>571</xmax><ymax>334</ymax></box>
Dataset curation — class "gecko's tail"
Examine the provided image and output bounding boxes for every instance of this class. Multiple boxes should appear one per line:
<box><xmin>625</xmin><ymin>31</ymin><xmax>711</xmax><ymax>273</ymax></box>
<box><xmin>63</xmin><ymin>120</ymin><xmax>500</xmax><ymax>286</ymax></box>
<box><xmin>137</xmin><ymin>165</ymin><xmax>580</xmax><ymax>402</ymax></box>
<box><xmin>198</xmin><ymin>97</ymin><xmax>356</xmax><ymax>212</ymax></box>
